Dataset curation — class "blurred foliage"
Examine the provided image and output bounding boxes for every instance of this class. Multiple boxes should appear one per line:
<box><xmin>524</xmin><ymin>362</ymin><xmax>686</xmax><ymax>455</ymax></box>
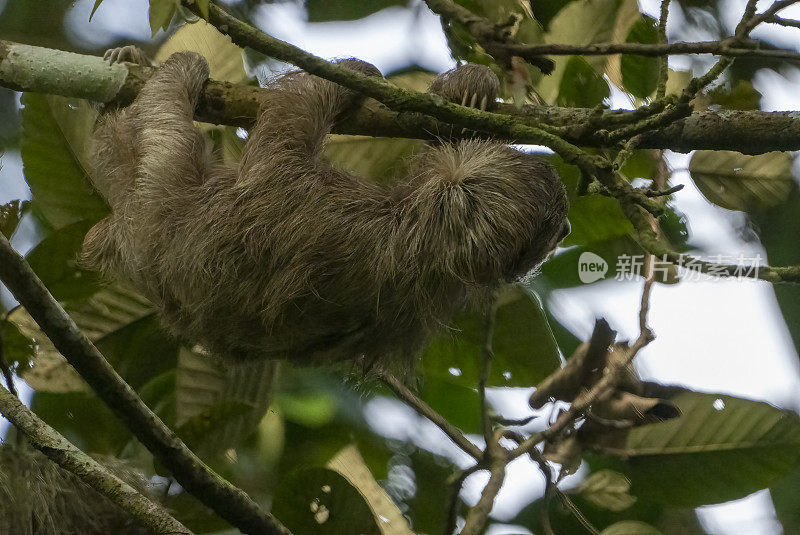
<box><xmin>1</xmin><ymin>0</ymin><xmax>800</xmax><ymax>533</ymax></box>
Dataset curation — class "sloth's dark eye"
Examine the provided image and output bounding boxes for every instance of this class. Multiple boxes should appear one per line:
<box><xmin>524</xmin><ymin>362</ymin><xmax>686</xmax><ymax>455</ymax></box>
<box><xmin>558</xmin><ymin>220</ymin><xmax>571</xmax><ymax>242</ymax></box>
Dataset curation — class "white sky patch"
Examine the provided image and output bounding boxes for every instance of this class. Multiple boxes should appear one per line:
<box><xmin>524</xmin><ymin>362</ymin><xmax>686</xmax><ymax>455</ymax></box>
<box><xmin>66</xmin><ymin>0</ymin><xmax>152</xmax><ymax>49</ymax></box>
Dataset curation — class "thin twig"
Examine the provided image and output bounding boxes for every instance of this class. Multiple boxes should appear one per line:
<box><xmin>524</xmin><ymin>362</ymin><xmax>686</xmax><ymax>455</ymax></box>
<box><xmin>656</xmin><ymin>0</ymin><xmax>672</xmax><ymax>99</ymax></box>
<box><xmin>644</xmin><ymin>184</ymin><xmax>684</xmax><ymax>197</ymax></box>
<box><xmin>766</xmin><ymin>14</ymin><xmax>800</xmax><ymax>27</ymax></box>
<box><xmin>443</xmin><ymin>463</ymin><xmax>483</xmax><ymax>535</ymax></box>
<box><xmin>0</xmin><ymin>234</ymin><xmax>291</xmax><ymax>535</ymax></box>
<box><xmin>500</xmin><ymin>39</ymin><xmax>800</xmax><ymax>60</ymax></box>
<box><xmin>458</xmin><ymin>430</ymin><xmax>507</xmax><ymax>535</ymax></box>
<box><xmin>479</xmin><ymin>304</ymin><xmax>497</xmax><ymax>446</ymax></box>
<box><xmin>375</xmin><ymin>367</ymin><xmax>483</xmax><ymax>460</ymax></box>
<box><xmin>0</xmin><ymin>382</ymin><xmax>193</xmax><ymax>535</ymax></box>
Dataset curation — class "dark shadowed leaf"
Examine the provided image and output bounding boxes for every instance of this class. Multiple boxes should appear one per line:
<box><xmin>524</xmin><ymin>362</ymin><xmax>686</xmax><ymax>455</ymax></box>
<box><xmin>557</xmin><ymin>56</ymin><xmax>610</xmax><ymax>108</ymax></box>
<box><xmin>273</xmin><ymin>468</ymin><xmax>382</xmax><ymax>534</ymax></box>
<box><xmin>707</xmin><ymin>80</ymin><xmax>762</xmax><ymax>110</ymax></box>
<box><xmin>601</xmin><ymin>521</ymin><xmax>662</xmax><ymax>535</ymax></box>
<box><xmin>25</xmin><ymin>219</ymin><xmax>100</xmax><ymax>301</ymax></box>
<box><xmin>621</xmin><ymin>16</ymin><xmax>659</xmax><ymax>99</ymax></box>
<box><xmin>422</xmin><ymin>284</ymin><xmax>561</xmax><ymax>388</ymax></box>
<box><xmin>0</xmin><ymin>199</ymin><xmax>29</xmax><ymax>239</ymax></box>
<box><xmin>20</xmin><ymin>94</ymin><xmax>107</xmax><ymax>228</ymax></box>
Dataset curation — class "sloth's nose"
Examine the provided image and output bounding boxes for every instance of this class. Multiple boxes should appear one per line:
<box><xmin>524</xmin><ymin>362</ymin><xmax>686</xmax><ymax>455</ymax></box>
<box><xmin>558</xmin><ymin>220</ymin><xmax>571</xmax><ymax>242</ymax></box>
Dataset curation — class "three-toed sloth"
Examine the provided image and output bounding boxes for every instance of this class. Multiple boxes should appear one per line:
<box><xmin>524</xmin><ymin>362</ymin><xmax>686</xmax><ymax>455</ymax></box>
<box><xmin>81</xmin><ymin>51</ymin><xmax>569</xmax><ymax>367</ymax></box>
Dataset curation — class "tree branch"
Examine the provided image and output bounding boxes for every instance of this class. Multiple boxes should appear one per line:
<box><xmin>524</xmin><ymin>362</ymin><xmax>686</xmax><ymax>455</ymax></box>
<box><xmin>374</xmin><ymin>366</ymin><xmax>484</xmax><ymax>461</ymax></box>
<box><xmin>499</xmin><ymin>39</ymin><xmax>800</xmax><ymax>60</ymax></box>
<box><xmin>0</xmin><ymin>382</ymin><xmax>192</xmax><ymax>535</ymax></box>
<box><xmin>5</xmin><ymin>39</ymin><xmax>800</xmax><ymax>154</ymax></box>
<box><xmin>0</xmin><ymin>234</ymin><xmax>291</xmax><ymax>535</ymax></box>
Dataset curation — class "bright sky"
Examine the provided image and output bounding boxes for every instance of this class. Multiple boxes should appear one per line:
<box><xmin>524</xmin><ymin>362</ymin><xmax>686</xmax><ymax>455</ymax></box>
<box><xmin>1</xmin><ymin>0</ymin><xmax>799</xmax><ymax>533</ymax></box>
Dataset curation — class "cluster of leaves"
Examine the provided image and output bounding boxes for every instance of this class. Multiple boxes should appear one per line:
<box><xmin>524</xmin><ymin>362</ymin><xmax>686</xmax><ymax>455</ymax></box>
<box><xmin>0</xmin><ymin>0</ymin><xmax>800</xmax><ymax>533</ymax></box>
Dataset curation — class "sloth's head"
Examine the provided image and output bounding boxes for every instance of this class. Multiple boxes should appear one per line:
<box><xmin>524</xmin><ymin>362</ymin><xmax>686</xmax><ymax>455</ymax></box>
<box><xmin>500</xmin><ymin>151</ymin><xmax>570</xmax><ymax>280</ymax></box>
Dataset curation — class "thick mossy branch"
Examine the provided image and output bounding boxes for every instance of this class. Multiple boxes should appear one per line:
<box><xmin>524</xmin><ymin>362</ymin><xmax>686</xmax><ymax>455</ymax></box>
<box><xmin>3</xmin><ymin>39</ymin><xmax>800</xmax><ymax>154</ymax></box>
<box><xmin>0</xmin><ymin>384</ymin><xmax>192</xmax><ymax>535</ymax></box>
<box><xmin>0</xmin><ymin>234</ymin><xmax>291</xmax><ymax>535</ymax></box>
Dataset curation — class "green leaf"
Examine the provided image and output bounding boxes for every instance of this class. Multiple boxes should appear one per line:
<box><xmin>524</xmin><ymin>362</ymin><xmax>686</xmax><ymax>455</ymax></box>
<box><xmin>155</xmin><ymin>17</ymin><xmax>247</xmax><ymax>83</ymax></box>
<box><xmin>1</xmin><ymin>320</ymin><xmax>35</xmax><ymax>370</ymax></box>
<box><xmin>419</xmin><ymin>377</ymin><xmax>480</xmax><ymax>432</ymax></box>
<box><xmin>707</xmin><ymin>80</ymin><xmax>762</xmax><ymax>110</ymax></box>
<box><xmin>176</xmin><ymin>400</ymin><xmax>254</xmax><ymax>451</ymax></box>
<box><xmin>601</xmin><ymin>521</ymin><xmax>663</xmax><ymax>535</ymax></box>
<box><xmin>7</xmin><ymin>284</ymin><xmax>155</xmax><ymax>392</ymax></box>
<box><xmin>538</xmin><ymin>0</ymin><xmax>636</xmax><ymax>101</ymax></box>
<box><xmin>530</xmin><ymin>0</ymin><xmax>580</xmax><ymax>29</ymax></box>
<box><xmin>20</xmin><ymin>94</ymin><xmax>107</xmax><ymax>228</ymax></box>
<box><xmin>574</xmin><ymin>470</ymin><xmax>637</xmax><ymax>512</ymax></box>
<box><xmin>592</xmin><ymin>390</ymin><xmax>800</xmax><ymax>507</ymax></box>
<box><xmin>195</xmin><ymin>0</ymin><xmax>209</xmax><ymax>19</ymax></box>
<box><xmin>0</xmin><ymin>199</ymin><xmax>29</xmax><ymax>239</ymax></box>
<box><xmin>557</xmin><ymin>56</ymin><xmax>609</xmax><ymax>107</ymax></box>
<box><xmin>689</xmin><ymin>150</ymin><xmax>793</xmax><ymax>212</ymax></box>
<box><xmin>306</xmin><ymin>0</ymin><xmax>406</xmax><ymax>21</ymax></box>
<box><xmin>326</xmin><ymin>445</ymin><xmax>413</xmax><ymax>534</ymax></box>
<box><xmin>273</xmin><ymin>468</ymin><xmax>382</xmax><ymax>534</ymax></box>
<box><xmin>149</xmin><ymin>0</ymin><xmax>179</xmax><ymax>36</ymax></box>
<box><xmin>565</xmin><ymin>195</ymin><xmax>634</xmax><ymax>246</ymax></box>
<box><xmin>422</xmin><ymin>284</ymin><xmax>561</xmax><ymax>388</ymax></box>
<box><xmin>621</xmin><ymin>16</ymin><xmax>660</xmax><ymax>99</ymax></box>
<box><xmin>549</xmin><ymin>154</ymin><xmax>634</xmax><ymax>246</ymax></box>
<box><xmin>174</xmin><ymin>347</ymin><xmax>278</xmax><ymax>456</ymax></box>
<box><xmin>25</xmin><ymin>219</ymin><xmax>100</xmax><ymax>301</ymax></box>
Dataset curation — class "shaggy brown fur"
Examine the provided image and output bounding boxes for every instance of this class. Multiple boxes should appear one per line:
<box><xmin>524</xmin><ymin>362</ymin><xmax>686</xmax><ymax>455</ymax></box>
<box><xmin>81</xmin><ymin>52</ymin><xmax>569</xmax><ymax>366</ymax></box>
<box><xmin>0</xmin><ymin>448</ymin><xmax>151</xmax><ymax>535</ymax></box>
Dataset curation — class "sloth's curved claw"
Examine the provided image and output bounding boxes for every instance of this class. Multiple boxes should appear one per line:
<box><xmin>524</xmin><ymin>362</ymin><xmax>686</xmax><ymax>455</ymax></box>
<box><xmin>103</xmin><ymin>45</ymin><xmax>152</xmax><ymax>67</ymax></box>
<box><xmin>479</xmin><ymin>95</ymin><xmax>488</xmax><ymax>111</ymax></box>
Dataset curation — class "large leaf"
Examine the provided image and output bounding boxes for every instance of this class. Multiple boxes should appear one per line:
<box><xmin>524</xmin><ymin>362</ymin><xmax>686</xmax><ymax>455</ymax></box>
<box><xmin>272</xmin><ymin>468</ymin><xmax>382</xmax><ymax>535</ymax></box>
<box><xmin>422</xmin><ymin>284</ymin><xmax>561</xmax><ymax>388</ymax></box>
<box><xmin>20</xmin><ymin>94</ymin><xmax>106</xmax><ymax>228</ymax></box>
<box><xmin>550</xmin><ymin>154</ymin><xmax>635</xmax><ymax>246</ymax></box>
<box><xmin>176</xmin><ymin>347</ymin><xmax>278</xmax><ymax>455</ymax></box>
<box><xmin>155</xmin><ymin>18</ymin><xmax>247</xmax><ymax>83</ymax></box>
<box><xmin>7</xmin><ymin>284</ymin><xmax>155</xmax><ymax>392</ymax></box>
<box><xmin>620</xmin><ymin>16</ymin><xmax>659</xmax><ymax>99</ymax></box>
<box><xmin>25</xmin><ymin>219</ymin><xmax>100</xmax><ymax>301</ymax></box>
<box><xmin>689</xmin><ymin>150</ymin><xmax>793</xmax><ymax>212</ymax></box>
<box><xmin>539</xmin><ymin>0</ymin><xmax>638</xmax><ymax>102</ymax></box>
<box><xmin>326</xmin><ymin>445</ymin><xmax>413</xmax><ymax>535</ymax></box>
<box><xmin>556</xmin><ymin>56</ymin><xmax>610</xmax><ymax>108</ymax></box>
<box><xmin>748</xmin><ymin>183</ymin><xmax>800</xmax><ymax>351</ymax></box>
<box><xmin>590</xmin><ymin>389</ymin><xmax>800</xmax><ymax>507</ymax></box>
